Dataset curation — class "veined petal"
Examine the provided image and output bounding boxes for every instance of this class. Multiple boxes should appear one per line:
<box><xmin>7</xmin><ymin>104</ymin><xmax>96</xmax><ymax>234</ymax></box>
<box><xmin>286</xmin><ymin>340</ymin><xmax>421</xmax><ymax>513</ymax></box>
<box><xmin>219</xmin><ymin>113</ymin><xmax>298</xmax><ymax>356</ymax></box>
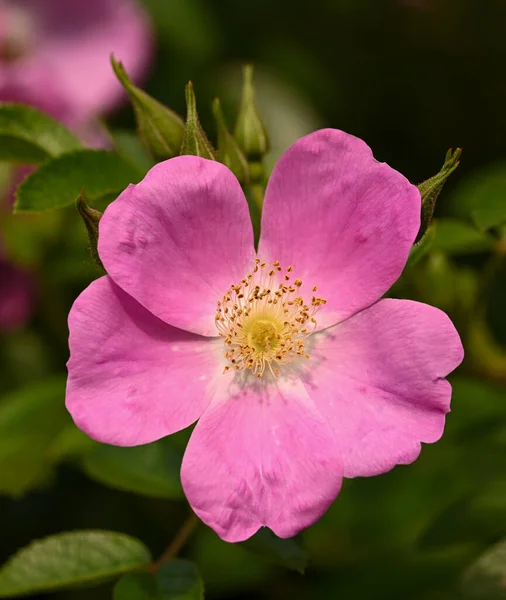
<box><xmin>181</xmin><ymin>376</ymin><xmax>342</xmax><ymax>542</ymax></box>
<box><xmin>258</xmin><ymin>129</ymin><xmax>421</xmax><ymax>329</ymax></box>
<box><xmin>98</xmin><ymin>157</ymin><xmax>256</xmax><ymax>336</ymax></box>
<box><xmin>302</xmin><ymin>299</ymin><xmax>464</xmax><ymax>477</ymax></box>
<box><xmin>66</xmin><ymin>276</ymin><xmax>221</xmax><ymax>446</ymax></box>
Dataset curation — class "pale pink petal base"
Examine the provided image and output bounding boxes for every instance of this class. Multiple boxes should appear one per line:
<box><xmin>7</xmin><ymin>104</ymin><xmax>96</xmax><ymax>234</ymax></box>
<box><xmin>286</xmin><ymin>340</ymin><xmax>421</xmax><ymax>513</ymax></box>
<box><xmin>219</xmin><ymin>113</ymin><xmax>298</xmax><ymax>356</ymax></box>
<box><xmin>181</xmin><ymin>377</ymin><xmax>342</xmax><ymax>542</ymax></box>
<box><xmin>98</xmin><ymin>157</ymin><xmax>255</xmax><ymax>336</ymax></box>
<box><xmin>303</xmin><ymin>299</ymin><xmax>464</xmax><ymax>477</ymax></box>
<box><xmin>259</xmin><ymin>129</ymin><xmax>421</xmax><ymax>329</ymax></box>
<box><xmin>66</xmin><ymin>276</ymin><xmax>221</xmax><ymax>446</ymax></box>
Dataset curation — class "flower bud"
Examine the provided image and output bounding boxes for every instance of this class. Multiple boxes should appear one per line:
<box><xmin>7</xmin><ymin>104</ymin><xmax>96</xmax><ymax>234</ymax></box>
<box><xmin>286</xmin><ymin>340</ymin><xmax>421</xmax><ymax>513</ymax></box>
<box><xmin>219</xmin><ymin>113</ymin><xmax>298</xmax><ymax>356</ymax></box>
<box><xmin>212</xmin><ymin>97</ymin><xmax>248</xmax><ymax>184</ymax></box>
<box><xmin>111</xmin><ymin>55</ymin><xmax>185</xmax><ymax>162</ymax></box>
<box><xmin>416</xmin><ymin>148</ymin><xmax>462</xmax><ymax>242</ymax></box>
<box><xmin>234</xmin><ymin>65</ymin><xmax>269</xmax><ymax>161</ymax></box>
<box><xmin>180</xmin><ymin>82</ymin><xmax>216</xmax><ymax>160</ymax></box>
<box><xmin>76</xmin><ymin>192</ymin><xmax>103</xmax><ymax>270</ymax></box>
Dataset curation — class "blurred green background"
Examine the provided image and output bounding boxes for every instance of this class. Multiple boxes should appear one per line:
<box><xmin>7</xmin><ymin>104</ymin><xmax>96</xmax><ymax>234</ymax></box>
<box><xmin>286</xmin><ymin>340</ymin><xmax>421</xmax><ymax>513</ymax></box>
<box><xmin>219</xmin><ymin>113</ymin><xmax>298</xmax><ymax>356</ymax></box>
<box><xmin>2</xmin><ymin>0</ymin><xmax>506</xmax><ymax>598</ymax></box>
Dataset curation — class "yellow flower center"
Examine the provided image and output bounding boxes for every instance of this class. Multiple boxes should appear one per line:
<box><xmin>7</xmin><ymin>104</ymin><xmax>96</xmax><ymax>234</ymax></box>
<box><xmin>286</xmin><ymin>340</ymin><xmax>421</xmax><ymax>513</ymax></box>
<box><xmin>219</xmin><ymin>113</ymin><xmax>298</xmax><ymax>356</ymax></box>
<box><xmin>215</xmin><ymin>259</ymin><xmax>326</xmax><ymax>378</ymax></box>
<box><xmin>246</xmin><ymin>317</ymin><xmax>281</xmax><ymax>353</ymax></box>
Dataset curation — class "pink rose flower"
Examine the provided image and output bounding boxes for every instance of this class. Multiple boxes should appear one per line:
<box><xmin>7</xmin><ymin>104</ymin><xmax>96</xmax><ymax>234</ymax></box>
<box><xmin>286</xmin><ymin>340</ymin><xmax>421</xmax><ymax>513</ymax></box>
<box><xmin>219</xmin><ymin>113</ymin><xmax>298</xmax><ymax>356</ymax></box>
<box><xmin>0</xmin><ymin>0</ymin><xmax>152</xmax><ymax>125</ymax></box>
<box><xmin>66</xmin><ymin>129</ymin><xmax>464</xmax><ymax>542</ymax></box>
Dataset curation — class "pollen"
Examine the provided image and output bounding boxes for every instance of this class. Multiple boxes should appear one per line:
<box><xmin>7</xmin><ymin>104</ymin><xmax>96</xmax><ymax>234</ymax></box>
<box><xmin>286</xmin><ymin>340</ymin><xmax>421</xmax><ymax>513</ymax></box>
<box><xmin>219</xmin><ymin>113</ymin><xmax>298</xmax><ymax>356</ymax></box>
<box><xmin>215</xmin><ymin>259</ymin><xmax>326</xmax><ymax>378</ymax></box>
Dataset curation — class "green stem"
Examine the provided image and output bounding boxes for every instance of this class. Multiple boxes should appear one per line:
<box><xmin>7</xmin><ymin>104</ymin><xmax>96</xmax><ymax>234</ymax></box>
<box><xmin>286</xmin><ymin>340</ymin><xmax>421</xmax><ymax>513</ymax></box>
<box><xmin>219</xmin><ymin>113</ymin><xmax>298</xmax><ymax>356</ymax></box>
<box><xmin>151</xmin><ymin>513</ymin><xmax>199</xmax><ymax>572</ymax></box>
<box><xmin>245</xmin><ymin>183</ymin><xmax>264</xmax><ymax>248</ymax></box>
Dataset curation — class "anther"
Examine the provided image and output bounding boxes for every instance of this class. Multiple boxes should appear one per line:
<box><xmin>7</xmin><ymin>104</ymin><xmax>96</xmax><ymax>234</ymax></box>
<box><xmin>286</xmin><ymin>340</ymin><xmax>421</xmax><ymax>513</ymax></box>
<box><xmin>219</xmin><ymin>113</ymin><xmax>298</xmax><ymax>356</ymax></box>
<box><xmin>216</xmin><ymin>260</ymin><xmax>325</xmax><ymax>378</ymax></box>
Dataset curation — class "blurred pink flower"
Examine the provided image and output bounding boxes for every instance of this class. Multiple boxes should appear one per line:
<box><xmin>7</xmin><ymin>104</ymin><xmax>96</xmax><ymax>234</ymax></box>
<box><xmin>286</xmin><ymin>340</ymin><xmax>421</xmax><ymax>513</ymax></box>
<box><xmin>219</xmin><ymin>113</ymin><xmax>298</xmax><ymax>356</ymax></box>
<box><xmin>66</xmin><ymin>129</ymin><xmax>463</xmax><ymax>542</ymax></box>
<box><xmin>0</xmin><ymin>0</ymin><xmax>152</xmax><ymax>331</ymax></box>
<box><xmin>0</xmin><ymin>252</ymin><xmax>33</xmax><ymax>331</ymax></box>
<box><xmin>0</xmin><ymin>0</ymin><xmax>152</xmax><ymax>125</ymax></box>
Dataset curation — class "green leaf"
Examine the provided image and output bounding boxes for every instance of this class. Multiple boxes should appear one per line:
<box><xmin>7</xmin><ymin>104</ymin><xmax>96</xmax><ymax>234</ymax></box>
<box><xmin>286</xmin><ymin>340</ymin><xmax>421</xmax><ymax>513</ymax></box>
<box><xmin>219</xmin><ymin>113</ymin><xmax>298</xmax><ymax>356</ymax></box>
<box><xmin>461</xmin><ymin>539</ymin><xmax>506</xmax><ymax>599</ymax></box>
<box><xmin>0</xmin><ymin>531</ymin><xmax>152</xmax><ymax>597</ymax></box>
<box><xmin>114</xmin><ymin>573</ymin><xmax>160</xmax><ymax>599</ymax></box>
<box><xmin>431</xmin><ymin>218</ymin><xmax>496</xmax><ymax>254</ymax></box>
<box><xmin>241</xmin><ymin>528</ymin><xmax>308</xmax><ymax>573</ymax></box>
<box><xmin>0</xmin><ymin>103</ymin><xmax>81</xmax><ymax>164</ymax></box>
<box><xmin>48</xmin><ymin>424</ymin><xmax>99</xmax><ymax>463</ymax></box>
<box><xmin>446</xmin><ymin>162</ymin><xmax>506</xmax><ymax>230</ymax></box>
<box><xmin>111</xmin><ymin>129</ymin><xmax>155</xmax><ymax>175</ymax></box>
<box><xmin>0</xmin><ymin>137</ymin><xmax>48</xmax><ymax>165</ymax></box>
<box><xmin>114</xmin><ymin>561</ymin><xmax>203</xmax><ymax>600</ymax></box>
<box><xmin>156</xmin><ymin>561</ymin><xmax>203</xmax><ymax>600</ymax></box>
<box><xmin>111</xmin><ymin>57</ymin><xmax>185</xmax><ymax>161</ymax></box>
<box><xmin>83</xmin><ymin>438</ymin><xmax>184</xmax><ymax>499</ymax></box>
<box><xmin>415</xmin><ymin>148</ymin><xmax>461</xmax><ymax>243</ymax></box>
<box><xmin>193</xmin><ymin>527</ymin><xmax>273</xmax><ymax>593</ymax></box>
<box><xmin>14</xmin><ymin>150</ymin><xmax>141</xmax><ymax>212</ymax></box>
<box><xmin>0</xmin><ymin>376</ymin><xmax>69</xmax><ymax>496</ymax></box>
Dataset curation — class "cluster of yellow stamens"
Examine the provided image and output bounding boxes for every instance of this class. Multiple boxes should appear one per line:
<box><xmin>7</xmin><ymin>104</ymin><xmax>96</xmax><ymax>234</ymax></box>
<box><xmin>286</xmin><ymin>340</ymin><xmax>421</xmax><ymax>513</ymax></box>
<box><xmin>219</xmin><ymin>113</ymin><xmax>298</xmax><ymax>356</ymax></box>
<box><xmin>215</xmin><ymin>259</ymin><xmax>327</xmax><ymax>378</ymax></box>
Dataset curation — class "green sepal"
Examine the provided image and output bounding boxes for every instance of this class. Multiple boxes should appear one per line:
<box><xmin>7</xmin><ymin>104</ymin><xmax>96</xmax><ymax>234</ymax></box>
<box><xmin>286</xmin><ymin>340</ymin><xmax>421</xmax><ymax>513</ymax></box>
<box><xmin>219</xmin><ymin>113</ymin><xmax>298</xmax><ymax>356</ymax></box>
<box><xmin>76</xmin><ymin>192</ymin><xmax>104</xmax><ymax>270</ymax></box>
<box><xmin>234</xmin><ymin>65</ymin><xmax>269</xmax><ymax>161</ymax></box>
<box><xmin>180</xmin><ymin>82</ymin><xmax>216</xmax><ymax>159</ymax></box>
<box><xmin>212</xmin><ymin>97</ymin><xmax>248</xmax><ymax>183</ymax></box>
<box><xmin>111</xmin><ymin>55</ymin><xmax>185</xmax><ymax>161</ymax></box>
<box><xmin>415</xmin><ymin>147</ymin><xmax>462</xmax><ymax>243</ymax></box>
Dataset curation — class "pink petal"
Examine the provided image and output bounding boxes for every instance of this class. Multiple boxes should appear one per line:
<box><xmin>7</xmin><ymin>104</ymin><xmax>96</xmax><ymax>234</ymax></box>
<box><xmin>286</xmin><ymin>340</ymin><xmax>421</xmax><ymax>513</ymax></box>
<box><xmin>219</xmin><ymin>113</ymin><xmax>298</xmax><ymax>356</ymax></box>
<box><xmin>98</xmin><ymin>157</ymin><xmax>255</xmax><ymax>336</ymax></box>
<box><xmin>258</xmin><ymin>129</ymin><xmax>421</xmax><ymax>329</ymax></box>
<box><xmin>181</xmin><ymin>377</ymin><xmax>342</xmax><ymax>542</ymax></box>
<box><xmin>66</xmin><ymin>276</ymin><xmax>221</xmax><ymax>446</ymax></box>
<box><xmin>302</xmin><ymin>299</ymin><xmax>464</xmax><ymax>477</ymax></box>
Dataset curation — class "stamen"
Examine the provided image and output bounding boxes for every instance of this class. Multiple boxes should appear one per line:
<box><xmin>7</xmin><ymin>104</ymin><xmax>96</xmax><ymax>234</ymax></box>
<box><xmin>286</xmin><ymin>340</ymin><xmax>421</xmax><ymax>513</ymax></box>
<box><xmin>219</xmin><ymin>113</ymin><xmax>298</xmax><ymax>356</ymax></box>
<box><xmin>215</xmin><ymin>260</ymin><xmax>326</xmax><ymax>378</ymax></box>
